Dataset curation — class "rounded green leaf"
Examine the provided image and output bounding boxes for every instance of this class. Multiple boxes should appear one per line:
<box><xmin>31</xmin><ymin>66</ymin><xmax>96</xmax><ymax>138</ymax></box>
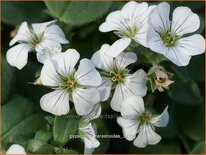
<box><xmin>2</xmin><ymin>96</ymin><xmax>46</xmax><ymax>146</ymax></box>
<box><xmin>2</xmin><ymin>2</ymin><xmax>48</xmax><ymax>25</ymax></box>
<box><xmin>45</xmin><ymin>1</ymin><xmax>112</xmax><ymax>25</ymax></box>
<box><xmin>53</xmin><ymin>115</ymin><xmax>78</xmax><ymax>147</ymax></box>
<box><xmin>27</xmin><ymin>140</ymin><xmax>54</xmax><ymax>154</ymax></box>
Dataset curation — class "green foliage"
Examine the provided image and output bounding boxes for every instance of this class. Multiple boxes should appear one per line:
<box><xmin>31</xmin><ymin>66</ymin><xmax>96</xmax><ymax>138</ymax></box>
<box><xmin>190</xmin><ymin>141</ymin><xmax>205</xmax><ymax>154</ymax></box>
<box><xmin>53</xmin><ymin>115</ymin><xmax>78</xmax><ymax>147</ymax></box>
<box><xmin>34</xmin><ymin>130</ymin><xmax>52</xmax><ymax>142</ymax></box>
<box><xmin>27</xmin><ymin>140</ymin><xmax>54</xmax><ymax>153</ymax></box>
<box><xmin>2</xmin><ymin>56</ymin><xmax>15</xmax><ymax>104</ymax></box>
<box><xmin>168</xmin><ymin>66</ymin><xmax>203</xmax><ymax>105</ymax></box>
<box><xmin>2</xmin><ymin>96</ymin><xmax>46</xmax><ymax>146</ymax></box>
<box><xmin>54</xmin><ymin>148</ymin><xmax>78</xmax><ymax>154</ymax></box>
<box><xmin>175</xmin><ymin>103</ymin><xmax>204</xmax><ymax>142</ymax></box>
<box><xmin>2</xmin><ymin>2</ymin><xmax>48</xmax><ymax>26</ymax></box>
<box><xmin>45</xmin><ymin>1</ymin><xmax>112</xmax><ymax>25</ymax></box>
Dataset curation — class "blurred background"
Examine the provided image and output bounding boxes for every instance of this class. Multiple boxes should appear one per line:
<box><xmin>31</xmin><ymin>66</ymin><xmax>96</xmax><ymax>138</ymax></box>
<box><xmin>1</xmin><ymin>1</ymin><xmax>205</xmax><ymax>154</ymax></box>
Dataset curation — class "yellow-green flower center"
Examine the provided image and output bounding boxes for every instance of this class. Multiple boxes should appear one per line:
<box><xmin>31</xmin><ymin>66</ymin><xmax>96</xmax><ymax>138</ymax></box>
<box><xmin>160</xmin><ymin>32</ymin><xmax>179</xmax><ymax>47</ymax></box>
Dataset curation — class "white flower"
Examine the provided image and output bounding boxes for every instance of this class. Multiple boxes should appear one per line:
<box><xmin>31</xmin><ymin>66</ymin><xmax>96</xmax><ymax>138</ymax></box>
<box><xmin>147</xmin><ymin>2</ymin><xmax>205</xmax><ymax>66</ymax></box>
<box><xmin>6</xmin><ymin>144</ymin><xmax>26</xmax><ymax>154</ymax></box>
<box><xmin>117</xmin><ymin>96</ymin><xmax>169</xmax><ymax>148</ymax></box>
<box><xmin>79</xmin><ymin>123</ymin><xmax>100</xmax><ymax>149</ymax></box>
<box><xmin>99</xmin><ymin>1</ymin><xmax>155</xmax><ymax>57</ymax></box>
<box><xmin>6</xmin><ymin>20</ymin><xmax>69</xmax><ymax>69</ymax></box>
<box><xmin>40</xmin><ymin>49</ymin><xmax>102</xmax><ymax>116</ymax></box>
<box><xmin>78</xmin><ymin>104</ymin><xmax>101</xmax><ymax>151</ymax></box>
<box><xmin>91</xmin><ymin>44</ymin><xmax>147</xmax><ymax>112</ymax></box>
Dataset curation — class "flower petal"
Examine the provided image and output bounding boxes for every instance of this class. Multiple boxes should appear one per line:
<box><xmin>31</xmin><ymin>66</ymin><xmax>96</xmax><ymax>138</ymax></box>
<box><xmin>117</xmin><ymin>117</ymin><xmax>139</xmax><ymax>141</ymax></box>
<box><xmin>178</xmin><ymin>34</ymin><xmax>205</xmax><ymax>56</ymax></box>
<box><xmin>99</xmin><ymin>11</ymin><xmax>123</xmax><ymax>32</ymax></box>
<box><xmin>36</xmin><ymin>39</ymin><xmax>62</xmax><ymax>63</ymax></box>
<box><xmin>171</xmin><ymin>7</ymin><xmax>200</xmax><ymax>35</ymax></box>
<box><xmin>124</xmin><ymin>69</ymin><xmax>148</xmax><ymax>97</ymax></box>
<box><xmin>32</xmin><ymin>20</ymin><xmax>56</xmax><ymax>34</ymax></box>
<box><xmin>40</xmin><ymin>59</ymin><xmax>62</xmax><ymax>87</ymax></box>
<box><xmin>9</xmin><ymin>22</ymin><xmax>32</xmax><ymax>46</ymax></box>
<box><xmin>150</xmin><ymin>106</ymin><xmax>169</xmax><ymax>127</ymax></box>
<box><xmin>148</xmin><ymin>2</ymin><xmax>170</xmax><ymax>33</ymax></box>
<box><xmin>115</xmin><ymin>52</ymin><xmax>137</xmax><ymax>69</ymax></box>
<box><xmin>165</xmin><ymin>46</ymin><xmax>191</xmax><ymax>66</ymax></box>
<box><xmin>6</xmin><ymin>44</ymin><xmax>32</xmax><ymax>69</ymax></box>
<box><xmin>121</xmin><ymin>96</ymin><xmax>145</xmax><ymax>118</ymax></box>
<box><xmin>110</xmin><ymin>84</ymin><xmax>125</xmax><ymax>112</ymax></box>
<box><xmin>44</xmin><ymin>24</ymin><xmax>69</xmax><ymax>44</ymax></box>
<box><xmin>133</xmin><ymin>125</ymin><xmax>161</xmax><ymax>148</ymax></box>
<box><xmin>105</xmin><ymin>38</ymin><xmax>131</xmax><ymax>57</ymax></box>
<box><xmin>80</xmin><ymin>123</ymin><xmax>100</xmax><ymax>149</ymax></box>
<box><xmin>40</xmin><ymin>90</ymin><xmax>70</xmax><ymax>116</ymax></box>
<box><xmin>147</xmin><ymin>27</ymin><xmax>168</xmax><ymax>55</ymax></box>
<box><xmin>75</xmin><ymin>59</ymin><xmax>102</xmax><ymax>87</ymax></box>
<box><xmin>72</xmin><ymin>88</ymin><xmax>100</xmax><ymax>115</ymax></box>
<box><xmin>91</xmin><ymin>44</ymin><xmax>113</xmax><ymax>72</ymax></box>
<box><xmin>121</xmin><ymin>1</ymin><xmax>138</xmax><ymax>19</ymax></box>
<box><xmin>82</xmin><ymin>103</ymin><xmax>102</xmax><ymax>122</ymax></box>
<box><xmin>6</xmin><ymin>144</ymin><xmax>26</xmax><ymax>154</ymax></box>
<box><xmin>97</xmin><ymin>77</ymin><xmax>112</xmax><ymax>101</ymax></box>
<box><xmin>51</xmin><ymin>49</ymin><xmax>80</xmax><ymax>77</ymax></box>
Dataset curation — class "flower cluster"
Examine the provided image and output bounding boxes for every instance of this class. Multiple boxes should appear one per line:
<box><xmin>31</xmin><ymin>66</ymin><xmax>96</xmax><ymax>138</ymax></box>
<box><xmin>6</xmin><ymin>1</ymin><xmax>205</xmax><ymax>153</ymax></box>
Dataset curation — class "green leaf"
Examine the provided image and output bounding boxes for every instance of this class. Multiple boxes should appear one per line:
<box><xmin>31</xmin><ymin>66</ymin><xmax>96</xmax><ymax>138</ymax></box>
<box><xmin>2</xmin><ymin>2</ymin><xmax>48</xmax><ymax>26</ymax></box>
<box><xmin>2</xmin><ymin>96</ymin><xmax>46</xmax><ymax>145</ymax></box>
<box><xmin>168</xmin><ymin>66</ymin><xmax>203</xmax><ymax>105</ymax></box>
<box><xmin>191</xmin><ymin>141</ymin><xmax>205</xmax><ymax>154</ymax></box>
<box><xmin>53</xmin><ymin>115</ymin><xmax>78</xmax><ymax>147</ymax></box>
<box><xmin>34</xmin><ymin>130</ymin><xmax>52</xmax><ymax>142</ymax></box>
<box><xmin>55</xmin><ymin>148</ymin><xmax>78</xmax><ymax>154</ymax></box>
<box><xmin>175</xmin><ymin>103</ymin><xmax>204</xmax><ymax>142</ymax></box>
<box><xmin>2</xmin><ymin>56</ymin><xmax>15</xmax><ymax>104</ymax></box>
<box><xmin>129</xmin><ymin>140</ymin><xmax>181</xmax><ymax>154</ymax></box>
<box><xmin>45</xmin><ymin>1</ymin><xmax>112</xmax><ymax>25</ymax></box>
<box><xmin>27</xmin><ymin>140</ymin><xmax>54</xmax><ymax>154</ymax></box>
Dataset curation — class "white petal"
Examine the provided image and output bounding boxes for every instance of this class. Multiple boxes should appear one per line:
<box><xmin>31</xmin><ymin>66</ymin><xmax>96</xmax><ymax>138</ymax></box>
<box><xmin>72</xmin><ymin>88</ymin><xmax>100</xmax><ymax>115</ymax></box>
<box><xmin>9</xmin><ymin>22</ymin><xmax>32</xmax><ymax>46</ymax></box>
<box><xmin>44</xmin><ymin>24</ymin><xmax>69</xmax><ymax>44</ymax></box>
<box><xmin>147</xmin><ymin>27</ymin><xmax>168</xmax><ymax>55</ymax></box>
<box><xmin>178</xmin><ymin>34</ymin><xmax>205</xmax><ymax>56</ymax></box>
<box><xmin>133</xmin><ymin>5</ymin><xmax>156</xmax><ymax>47</ymax></box>
<box><xmin>97</xmin><ymin>77</ymin><xmax>112</xmax><ymax>101</ymax></box>
<box><xmin>75</xmin><ymin>59</ymin><xmax>102</xmax><ymax>87</ymax></box>
<box><xmin>32</xmin><ymin>20</ymin><xmax>56</xmax><ymax>34</ymax></box>
<box><xmin>124</xmin><ymin>69</ymin><xmax>148</xmax><ymax>97</ymax></box>
<box><xmin>40</xmin><ymin>90</ymin><xmax>70</xmax><ymax>116</ymax></box>
<box><xmin>149</xmin><ymin>2</ymin><xmax>170</xmax><ymax>33</ymax></box>
<box><xmin>36</xmin><ymin>40</ymin><xmax>62</xmax><ymax>63</ymax></box>
<box><xmin>133</xmin><ymin>125</ymin><xmax>161</xmax><ymax>148</ymax></box>
<box><xmin>121</xmin><ymin>1</ymin><xmax>138</xmax><ymax>19</ymax></box>
<box><xmin>171</xmin><ymin>7</ymin><xmax>200</xmax><ymax>35</ymax></box>
<box><xmin>150</xmin><ymin>106</ymin><xmax>169</xmax><ymax>127</ymax></box>
<box><xmin>165</xmin><ymin>47</ymin><xmax>191</xmax><ymax>66</ymax></box>
<box><xmin>80</xmin><ymin>123</ymin><xmax>100</xmax><ymax>149</ymax></box>
<box><xmin>99</xmin><ymin>11</ymin><xmax>123</xmax><ymax>32</ymax></box>
<box><xmin>110</xmin><ymin>84</ymin><xmax>125</xmax><ymax>112</ymax></box>
<box><xmin>6</xmin><ymin>44</ymin><xmax>32</xmax><ymax>70</ymax></box>
<box><xmin>91</xmin><ymin>44</ymin><xmax>113</xmax><ymax>72</ymax></box>
<box><xmin>6</xmin><ymin>144</ymin><xmax>26</xmax><ymax>154</ymax></box>
<box><xmin>117</xmin><ymin>117</ymin><xmax>139</xmax><ymax>141</ymax></box>
<box><xmin>115</xmin><ymin>52</ymin><xmax>137</xmax><ymax>69</ymax></box>
<box><xmin>51</xmin><ymin>49</ymin><xmax>80</xmax><ymax>77</ymax></box>
<box><xmin>121</xmin><ymin>96</ymin><xmax>145</xmax><ymax>118</ymax></box>
<box><xmin>40</xmin><ymin>59</ymin><xmax>62</xmax><ymax>87</ymax></box>
<box><xmin>82</xmin><ymin>103</ymin><xmax>102</xmax><ymax>122</ymax></box>
<box><xmin>105</xmin><ymin>38</ymin><xmax>131</xmax><ymax>57</ymax></box>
